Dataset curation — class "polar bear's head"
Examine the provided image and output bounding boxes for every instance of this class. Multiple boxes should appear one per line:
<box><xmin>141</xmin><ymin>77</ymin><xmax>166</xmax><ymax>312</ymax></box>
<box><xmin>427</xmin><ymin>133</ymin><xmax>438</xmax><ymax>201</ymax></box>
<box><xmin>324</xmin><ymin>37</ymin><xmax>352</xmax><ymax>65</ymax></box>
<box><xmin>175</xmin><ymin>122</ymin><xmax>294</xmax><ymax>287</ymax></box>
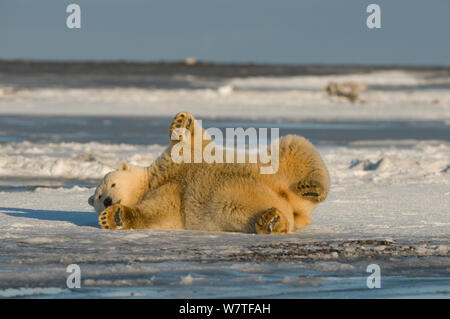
<box><xmin>88</xmin><ymin>162</ymin><xmax>148</xmax><ymax>214</ymax></box>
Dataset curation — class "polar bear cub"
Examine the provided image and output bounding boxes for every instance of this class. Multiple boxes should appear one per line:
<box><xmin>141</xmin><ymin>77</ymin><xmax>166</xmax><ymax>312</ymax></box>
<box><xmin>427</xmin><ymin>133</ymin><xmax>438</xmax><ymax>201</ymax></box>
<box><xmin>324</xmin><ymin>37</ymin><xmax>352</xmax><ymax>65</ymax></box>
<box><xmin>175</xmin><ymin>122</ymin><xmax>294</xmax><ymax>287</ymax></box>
<box><xmin>89</xmin><ymin>112</ymin><xmax>330</xmax><ymax>234</ymax></box>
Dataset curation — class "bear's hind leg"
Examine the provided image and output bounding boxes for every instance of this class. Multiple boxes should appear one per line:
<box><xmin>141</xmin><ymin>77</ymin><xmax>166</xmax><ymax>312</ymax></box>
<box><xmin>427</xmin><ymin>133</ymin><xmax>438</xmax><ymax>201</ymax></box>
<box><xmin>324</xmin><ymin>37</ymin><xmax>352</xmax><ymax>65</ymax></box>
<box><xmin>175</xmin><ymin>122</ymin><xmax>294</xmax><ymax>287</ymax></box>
<box><xmin>277</xmin><ymin>135</ymin><xmax>330</xmax><ymax>203</ymax></box>
<box><xmin>198</xmin><ymin>180</ymin><xmax>294</xmax><ymax>234</ymax></box>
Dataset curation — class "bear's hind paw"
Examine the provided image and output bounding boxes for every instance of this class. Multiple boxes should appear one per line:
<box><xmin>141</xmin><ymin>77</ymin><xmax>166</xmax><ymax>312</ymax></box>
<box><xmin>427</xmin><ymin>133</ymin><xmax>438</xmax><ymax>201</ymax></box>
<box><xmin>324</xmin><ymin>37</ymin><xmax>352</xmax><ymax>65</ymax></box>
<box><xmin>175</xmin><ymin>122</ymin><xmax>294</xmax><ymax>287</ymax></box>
<box><xmin>255</xmin><ymin>207</ymin><xmax>289</xmax><ymax>235</ymax></box>
<box><xmin>297</xmin><ymin>179</ymin><xmax>326</xmax><ymax>202</ymax></box>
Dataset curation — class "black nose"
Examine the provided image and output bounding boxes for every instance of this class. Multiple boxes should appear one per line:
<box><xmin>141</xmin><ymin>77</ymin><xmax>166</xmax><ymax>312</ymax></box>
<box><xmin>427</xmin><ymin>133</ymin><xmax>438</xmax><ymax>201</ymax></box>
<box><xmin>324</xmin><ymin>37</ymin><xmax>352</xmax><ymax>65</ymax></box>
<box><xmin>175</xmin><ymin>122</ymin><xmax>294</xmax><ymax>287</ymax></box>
<box><xmin>103</xmin><ymin>197</ymin><xmax>112</xmax><ymax>208</ymax></box>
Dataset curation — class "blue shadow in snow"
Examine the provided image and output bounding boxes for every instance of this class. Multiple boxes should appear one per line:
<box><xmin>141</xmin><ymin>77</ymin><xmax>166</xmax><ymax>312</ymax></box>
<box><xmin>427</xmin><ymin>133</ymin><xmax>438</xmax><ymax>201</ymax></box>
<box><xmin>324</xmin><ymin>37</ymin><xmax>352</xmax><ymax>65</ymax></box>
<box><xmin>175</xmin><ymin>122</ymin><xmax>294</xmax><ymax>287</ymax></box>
<box><xmin>0</xmin><ymin>206</ymin><xmax>98</xmax><ymax>227</ymax></box>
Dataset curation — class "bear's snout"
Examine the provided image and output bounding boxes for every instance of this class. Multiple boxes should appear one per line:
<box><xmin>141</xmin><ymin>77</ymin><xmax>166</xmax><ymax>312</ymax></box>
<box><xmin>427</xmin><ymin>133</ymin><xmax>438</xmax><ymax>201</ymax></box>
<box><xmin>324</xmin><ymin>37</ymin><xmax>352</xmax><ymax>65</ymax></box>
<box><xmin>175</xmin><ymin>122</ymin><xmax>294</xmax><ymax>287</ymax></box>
<box><xmin>103</xmin><ymin>197</ymin><xmax>113</xmax><ymax>208</ymax></box>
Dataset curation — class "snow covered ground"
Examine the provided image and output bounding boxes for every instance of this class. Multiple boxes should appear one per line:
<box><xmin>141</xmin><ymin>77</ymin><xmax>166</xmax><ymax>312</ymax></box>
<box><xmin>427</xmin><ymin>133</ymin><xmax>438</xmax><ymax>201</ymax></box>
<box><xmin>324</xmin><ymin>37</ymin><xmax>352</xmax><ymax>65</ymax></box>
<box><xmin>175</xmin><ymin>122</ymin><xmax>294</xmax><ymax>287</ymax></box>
<box><xmin>0</xmin><ymin>67</ymin><xmax>449</xmax><ymax>298</ymax></box>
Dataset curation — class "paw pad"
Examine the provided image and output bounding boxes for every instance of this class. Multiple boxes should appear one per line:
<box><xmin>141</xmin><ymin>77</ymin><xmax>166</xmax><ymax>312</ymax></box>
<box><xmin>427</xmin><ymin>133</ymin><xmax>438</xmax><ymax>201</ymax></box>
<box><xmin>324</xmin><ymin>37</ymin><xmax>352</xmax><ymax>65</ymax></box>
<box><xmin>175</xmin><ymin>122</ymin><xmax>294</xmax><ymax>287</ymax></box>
<box><xmin>169</xmin><ymin>112</ymin><xmax>195</xmax><ymax>142</ymax></box>
<box><xmin>98</xmin><ymin>204</ymin><xmax>129</xmax><ymax>230</ymax></box>
<box><xmin>297</xmin><ymin>180</ymin><xmax>324</xmax><ymax>201</ymax></box>
<box><xmin>256</xmin><ymin>207</ymin><xmax>288</xmax><ymax>235</ymax></box>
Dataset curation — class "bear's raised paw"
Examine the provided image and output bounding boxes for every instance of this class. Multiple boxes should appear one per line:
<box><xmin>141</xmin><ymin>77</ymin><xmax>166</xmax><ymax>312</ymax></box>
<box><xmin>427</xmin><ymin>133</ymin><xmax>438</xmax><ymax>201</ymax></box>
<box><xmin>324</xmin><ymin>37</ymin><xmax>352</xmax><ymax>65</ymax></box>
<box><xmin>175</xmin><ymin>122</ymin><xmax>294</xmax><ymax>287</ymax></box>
<box><xmin>169</xmin><ymin>111</ymin><xmax>195</xmax><ymax>144</ymax></box>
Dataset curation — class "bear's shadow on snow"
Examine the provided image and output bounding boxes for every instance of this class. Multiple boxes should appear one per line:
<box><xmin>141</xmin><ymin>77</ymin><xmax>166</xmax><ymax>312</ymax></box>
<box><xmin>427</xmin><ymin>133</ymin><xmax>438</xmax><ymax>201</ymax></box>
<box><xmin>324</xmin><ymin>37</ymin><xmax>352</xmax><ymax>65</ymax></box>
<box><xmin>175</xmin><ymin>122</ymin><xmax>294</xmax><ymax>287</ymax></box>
<box><xmin>1</xmin><ymin>207</ymin><xmax>98</xmax><ymax>227</ymax></box>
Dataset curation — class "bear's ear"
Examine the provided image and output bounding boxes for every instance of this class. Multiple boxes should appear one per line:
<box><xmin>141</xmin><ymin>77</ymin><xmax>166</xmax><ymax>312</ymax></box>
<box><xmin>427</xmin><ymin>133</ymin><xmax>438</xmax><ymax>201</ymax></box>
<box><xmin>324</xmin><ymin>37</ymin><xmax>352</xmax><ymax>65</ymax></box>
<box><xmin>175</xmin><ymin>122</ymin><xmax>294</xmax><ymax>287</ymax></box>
<box><xmin>118</xmin><ymin>162</ymin><xmax>129</xmax><ymax>171</ymax></box>
<box><xmin>88</xmin><ymin>195</ymin><xmax>94</xmax><ymax>206</ymax></box>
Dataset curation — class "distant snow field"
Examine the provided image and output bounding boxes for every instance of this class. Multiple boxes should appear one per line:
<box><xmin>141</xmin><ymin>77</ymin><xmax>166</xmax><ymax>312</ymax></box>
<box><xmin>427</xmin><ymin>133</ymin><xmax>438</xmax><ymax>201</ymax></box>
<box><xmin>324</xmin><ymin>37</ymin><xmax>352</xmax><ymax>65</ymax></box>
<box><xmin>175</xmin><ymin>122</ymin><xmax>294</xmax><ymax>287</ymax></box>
<box><xmin>0</xmin><ymin>71</ymin><xmax>449</xmax><ymax>121</ymax></box>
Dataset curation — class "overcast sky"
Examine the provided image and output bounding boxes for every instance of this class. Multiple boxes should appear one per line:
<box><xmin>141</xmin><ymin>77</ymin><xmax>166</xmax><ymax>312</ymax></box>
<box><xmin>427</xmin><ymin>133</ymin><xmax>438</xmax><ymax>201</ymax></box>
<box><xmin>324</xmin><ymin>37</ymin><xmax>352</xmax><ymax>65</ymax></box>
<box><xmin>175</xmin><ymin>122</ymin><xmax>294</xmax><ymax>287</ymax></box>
<box><xmin>1</xmin><ymin>0</ymin><xmax>449</xmax><ymax>65</ymax></box>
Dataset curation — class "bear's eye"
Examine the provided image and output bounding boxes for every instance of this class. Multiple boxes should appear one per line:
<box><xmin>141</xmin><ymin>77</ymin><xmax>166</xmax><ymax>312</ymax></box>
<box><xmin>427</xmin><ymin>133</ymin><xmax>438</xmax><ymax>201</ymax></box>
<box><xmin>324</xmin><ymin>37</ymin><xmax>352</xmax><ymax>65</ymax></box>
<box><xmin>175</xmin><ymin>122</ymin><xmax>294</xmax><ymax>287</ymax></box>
<box><xmin>111</xmin><ymin>183</ymin><xmax>116</xmax><ymax>188</ymax></box>
<box><xmin>98</xmin><ymin>195</ymin><xmax>102</xmax><ymax>199</ymax></box>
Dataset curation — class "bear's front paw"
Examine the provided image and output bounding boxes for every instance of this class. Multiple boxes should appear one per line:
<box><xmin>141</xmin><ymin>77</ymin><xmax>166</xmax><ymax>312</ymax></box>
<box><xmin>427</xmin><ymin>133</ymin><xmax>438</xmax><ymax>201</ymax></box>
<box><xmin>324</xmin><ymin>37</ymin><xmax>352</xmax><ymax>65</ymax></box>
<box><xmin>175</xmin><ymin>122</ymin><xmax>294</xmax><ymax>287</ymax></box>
<box><xmin>99</xmin><ymin>204</ymin><xmax>132</xmax><ymax>230</ymax></box>
<box><xmin>169</xmin><ymin>111</ymin><xmax>195</xmax><ymax>143</ymax></box>
<box><xmin>255</xmin><ymin>207</ymin><xmax>289</xmax><ymax>235</ymax></box>
<box><xmin>296</xmin><ymin>179</ymin><xmax>325</xmax><ymax>202</ymax></box>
